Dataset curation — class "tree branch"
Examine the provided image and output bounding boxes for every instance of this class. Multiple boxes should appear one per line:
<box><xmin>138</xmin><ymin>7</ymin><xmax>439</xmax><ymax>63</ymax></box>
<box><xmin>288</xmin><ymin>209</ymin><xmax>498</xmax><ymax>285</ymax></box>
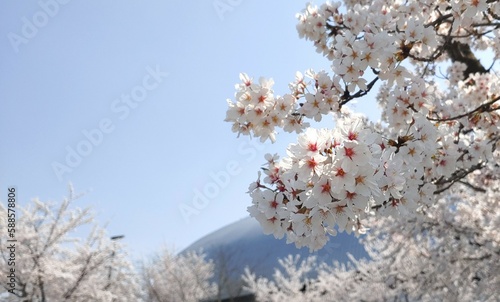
<box><xmin>428</xmin><ymin>96</ymin><xmax>500</xmax><ymax>122</ymax></box>
<box><xmin>434</xmin><ymin>162</ymin><xmax>486</xmax><ymax>194</ymax></box>
<box><xmin>457</xmin><ymin>180</ymin><xmax>487</xmax><ymax>193</ymax></box>
<box><xmin>340</xmin><ymin>76</ymin><xmax>379</xmax><ymax>106</ymax></box>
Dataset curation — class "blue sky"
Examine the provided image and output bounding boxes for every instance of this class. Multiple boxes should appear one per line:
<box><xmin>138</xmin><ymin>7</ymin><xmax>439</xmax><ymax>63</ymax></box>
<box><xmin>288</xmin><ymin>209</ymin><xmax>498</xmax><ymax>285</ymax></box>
<box><xmin>0</xmin><ymin>1</ymin><xmax>379</xmax><ymax>258</ymax></box>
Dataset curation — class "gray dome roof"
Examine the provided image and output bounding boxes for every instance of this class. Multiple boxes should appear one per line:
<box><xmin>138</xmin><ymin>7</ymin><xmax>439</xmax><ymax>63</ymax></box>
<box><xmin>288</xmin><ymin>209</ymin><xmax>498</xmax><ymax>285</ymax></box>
<box><xmin>182</xmin><ymin>217</ymin><xmax>369</xmax><ymax>299</ymax></box>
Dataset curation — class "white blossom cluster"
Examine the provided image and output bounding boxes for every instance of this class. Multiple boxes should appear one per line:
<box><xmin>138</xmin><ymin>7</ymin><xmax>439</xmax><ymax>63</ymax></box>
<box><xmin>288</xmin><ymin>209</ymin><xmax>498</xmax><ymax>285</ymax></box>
<box><xmin>225</xmin><ymin>0</ymin><xmax>500</xmax><ymax>251</ymax></box>
<box><xmin>244</xmin><ymin>160</ymin><xmax>500</xmax><ymax>301</ymax></box>
<box><xmin>246</xmin><ymin>112</ymin><xmax>443</xmax><ymax>251</ymax></box>
<box><xmin>225</xmin><ymin>73</ymin><xmax>308</xmax><ymax>143</ymax></box>
<box><xmin>0</xmin><ymin>188</ymin><xmax>143</xmax><ymax>301</ymax></box>
<box><xmin>143</xmin><ymin>250</ymin><xmax>217</xmax><ymax>302</ymax></box>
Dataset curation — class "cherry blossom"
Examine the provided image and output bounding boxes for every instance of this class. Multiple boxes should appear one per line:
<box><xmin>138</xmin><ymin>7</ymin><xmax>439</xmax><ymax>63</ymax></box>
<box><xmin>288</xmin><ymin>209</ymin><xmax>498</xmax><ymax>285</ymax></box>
<box><xmin>0</xmin><ymin>187</ymin><xmax>143</xmax><ymax>301</ymax></box>
<box><xmin>244</xmin><ymin>161</ymin><xmax>500</xmax><ymax>301</ymax></box>
<box><xmin>225</xmin><ymin>0</ymin><xmax>500</xmax><ymax>251</ymax></box>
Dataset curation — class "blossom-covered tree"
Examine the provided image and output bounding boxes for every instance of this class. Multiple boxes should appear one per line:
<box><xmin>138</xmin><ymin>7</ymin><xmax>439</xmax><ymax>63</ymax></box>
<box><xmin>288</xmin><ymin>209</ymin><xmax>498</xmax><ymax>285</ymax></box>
<box><xmin>243</xmin><ymin>254</ymin><xmax>321</xmax><ymax>301</ymax></box>
<box><xmin>243</xmin><ymin>164</ymin><xmax>500</xmax><ymax>300</ymax></box>
<box><xmin>142</xmin><ymin>249</ymin><xmax>217</xmax><ymax>302</ymax></box>
<box><xmin>225</xmin><ymin>0</ymin><xmax>500</xmax><ymax>251</ymax></box>
<box><xmin>0</xmin><ymin>186</ymin><xmax>142</xmax><ymax>301</ymax></box>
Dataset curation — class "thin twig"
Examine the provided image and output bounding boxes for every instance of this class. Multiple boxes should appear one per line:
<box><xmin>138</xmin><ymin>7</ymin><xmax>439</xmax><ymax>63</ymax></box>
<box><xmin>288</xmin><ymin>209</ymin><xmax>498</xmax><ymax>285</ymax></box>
<box><xmin>427</xmin><ymin>97</ymin><xmax>500</xmax><ymax>122</ymax></box>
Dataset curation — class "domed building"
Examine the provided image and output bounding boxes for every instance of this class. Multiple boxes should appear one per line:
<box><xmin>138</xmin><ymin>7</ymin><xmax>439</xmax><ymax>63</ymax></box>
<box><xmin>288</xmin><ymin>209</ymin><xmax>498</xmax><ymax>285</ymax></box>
<box><xmin>182</xmin><ymin>217</ymin><xmax>369</xmax><ymax>301</ymax></box>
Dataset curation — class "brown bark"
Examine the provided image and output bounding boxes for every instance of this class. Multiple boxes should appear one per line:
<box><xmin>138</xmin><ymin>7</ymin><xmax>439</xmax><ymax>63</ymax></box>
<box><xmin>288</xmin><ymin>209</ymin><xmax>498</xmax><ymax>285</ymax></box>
<box><xmin>445</xmin><ymin>41</ymin><xmax>487</xmax><ymax>79</ymax></box>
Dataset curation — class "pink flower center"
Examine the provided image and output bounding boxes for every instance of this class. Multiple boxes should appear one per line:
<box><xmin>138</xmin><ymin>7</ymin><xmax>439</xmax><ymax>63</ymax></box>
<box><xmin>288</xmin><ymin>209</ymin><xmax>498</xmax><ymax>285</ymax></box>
<box><xmin>321</xmin><ymin>181</ymin><xmax>331</xmax><ymax>193</ymax></box>
<box><xmin>308</xmin><ymin>142</ymin><xmax>318</xmax><ymax>152</ymax></box>
<box><xmin>348</xmin><ymin>131</ymin><xmax>358</xmax><ymax>140</ymax></box>
<box><xmin>344</xmin><ymin>147</ymin><xmax>355</xmax><ymax>159</ymax></box>
<box><xmin>307</xmin><ymin>158</ymin><xmax>318</xmax><ymax>169</ymax></box>
<box><xmin>346</xmin><ymin>191</ymin><xmax>356</xmax><ymax>200</ymax></box>
<box><xmin>270</xmin><ymin>200</ymin><xmax>279</xmax><ymax>208</ymax></box>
